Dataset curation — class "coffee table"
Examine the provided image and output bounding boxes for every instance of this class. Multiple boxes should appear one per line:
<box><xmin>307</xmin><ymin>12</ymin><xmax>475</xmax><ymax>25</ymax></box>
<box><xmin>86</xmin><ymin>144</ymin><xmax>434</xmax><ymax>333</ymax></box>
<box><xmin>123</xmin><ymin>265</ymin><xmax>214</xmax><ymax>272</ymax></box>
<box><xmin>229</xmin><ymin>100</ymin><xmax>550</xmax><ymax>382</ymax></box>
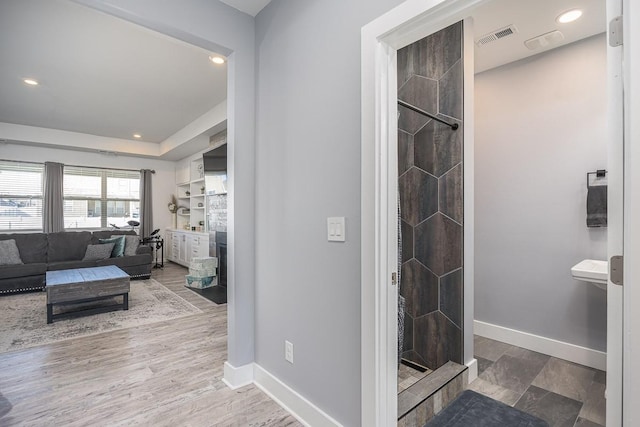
<box><xmin>46</xmin><ymin>266</ymin><xmax>130</xmax><ymax>324</ymax></box>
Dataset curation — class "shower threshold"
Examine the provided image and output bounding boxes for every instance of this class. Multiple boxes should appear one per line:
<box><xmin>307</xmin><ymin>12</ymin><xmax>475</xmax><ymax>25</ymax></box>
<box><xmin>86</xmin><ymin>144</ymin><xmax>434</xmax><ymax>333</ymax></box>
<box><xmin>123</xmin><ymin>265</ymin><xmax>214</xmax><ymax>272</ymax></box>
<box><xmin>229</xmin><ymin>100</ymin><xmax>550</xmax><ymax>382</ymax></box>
<box><xmin>398</xmin><ymin>361</ymin><xmax>467</xmax><ymax>425</ymax></box>
<box><xmin>398</xmin><ymin>358</ymin><xmax>432</xmax><ymax>392</ymax></box>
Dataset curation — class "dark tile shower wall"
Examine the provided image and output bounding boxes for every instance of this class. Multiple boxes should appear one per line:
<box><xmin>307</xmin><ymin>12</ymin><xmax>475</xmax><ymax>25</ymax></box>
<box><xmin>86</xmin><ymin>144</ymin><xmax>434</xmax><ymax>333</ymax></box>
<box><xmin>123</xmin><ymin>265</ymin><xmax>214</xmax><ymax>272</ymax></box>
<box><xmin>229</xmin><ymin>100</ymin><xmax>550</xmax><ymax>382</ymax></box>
<box><xmin>398</xmin><ymin>22</ymin><xmax>463</xmax><ymax>370</ymax></box>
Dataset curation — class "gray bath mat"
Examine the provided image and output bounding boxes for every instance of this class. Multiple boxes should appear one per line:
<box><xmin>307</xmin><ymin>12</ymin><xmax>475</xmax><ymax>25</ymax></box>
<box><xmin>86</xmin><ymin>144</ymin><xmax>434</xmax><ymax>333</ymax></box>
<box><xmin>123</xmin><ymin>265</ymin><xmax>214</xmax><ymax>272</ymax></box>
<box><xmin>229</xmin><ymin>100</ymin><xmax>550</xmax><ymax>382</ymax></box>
<box><xmin>425</xmin><ymin>390</ymin><xmax>549</xmax><ymax>427</ymax></box>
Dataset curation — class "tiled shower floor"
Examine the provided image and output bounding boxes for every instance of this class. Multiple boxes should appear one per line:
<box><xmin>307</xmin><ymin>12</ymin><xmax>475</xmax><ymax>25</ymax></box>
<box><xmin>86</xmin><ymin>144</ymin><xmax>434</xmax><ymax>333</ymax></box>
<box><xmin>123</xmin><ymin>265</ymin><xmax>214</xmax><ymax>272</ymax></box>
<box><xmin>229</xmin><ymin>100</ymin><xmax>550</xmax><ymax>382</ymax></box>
<box><xmin>398</xmin><ymin>362</ymin><xmax>432</xmax><ymax>393</ymax></box>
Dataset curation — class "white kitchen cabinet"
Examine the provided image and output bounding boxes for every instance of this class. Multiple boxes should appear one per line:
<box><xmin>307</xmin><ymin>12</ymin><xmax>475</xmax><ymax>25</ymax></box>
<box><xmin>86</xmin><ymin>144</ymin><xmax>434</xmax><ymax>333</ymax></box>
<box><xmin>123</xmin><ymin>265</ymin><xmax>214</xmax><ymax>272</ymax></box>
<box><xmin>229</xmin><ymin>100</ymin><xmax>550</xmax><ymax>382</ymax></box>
<box><xmin>165</xmin><ymin>229</ymin><xmax>208</xmax><ymax>268</ymax></box>
<box><xmin>190</xmin><ymin>234</ymin><xmax>208</xmax><ymax>260</ymax></box>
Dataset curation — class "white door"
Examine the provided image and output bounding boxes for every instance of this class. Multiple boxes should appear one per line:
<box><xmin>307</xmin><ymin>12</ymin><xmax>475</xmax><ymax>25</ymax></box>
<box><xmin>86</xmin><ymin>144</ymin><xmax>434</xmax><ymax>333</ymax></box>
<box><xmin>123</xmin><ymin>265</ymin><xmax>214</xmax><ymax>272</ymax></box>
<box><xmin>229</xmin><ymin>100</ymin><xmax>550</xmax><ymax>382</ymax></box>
<box><xmin>606</xmin><ymin>0</ymin><xmax>623</xmax><ymax>425</ymax></box>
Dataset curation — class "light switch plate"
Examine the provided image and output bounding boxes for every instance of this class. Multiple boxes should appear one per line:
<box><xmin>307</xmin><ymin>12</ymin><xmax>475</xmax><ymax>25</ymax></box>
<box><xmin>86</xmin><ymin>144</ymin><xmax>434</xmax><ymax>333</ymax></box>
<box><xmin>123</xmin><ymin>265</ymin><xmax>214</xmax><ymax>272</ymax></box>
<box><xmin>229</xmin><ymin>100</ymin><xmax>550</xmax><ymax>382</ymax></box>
<box><xmin>327</xmin><ymin>217</ymin><xmax>346</xmax><ymax>242</ymax></box>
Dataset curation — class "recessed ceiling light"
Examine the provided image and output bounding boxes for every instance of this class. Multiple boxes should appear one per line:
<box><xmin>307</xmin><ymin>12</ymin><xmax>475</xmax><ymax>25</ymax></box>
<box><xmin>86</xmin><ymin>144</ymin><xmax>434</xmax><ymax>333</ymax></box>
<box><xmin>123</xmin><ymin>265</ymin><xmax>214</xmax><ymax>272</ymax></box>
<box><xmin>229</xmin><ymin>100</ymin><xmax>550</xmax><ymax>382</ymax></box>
<box><xmin>557</xmin><ymin>9</ymin><xmax>583</xmax><ymax>24</ymax></box>
<box><xmin>133</xmin><ymin>134</ymin><xmax>142</xmax><ymax>139</ymax></box>
<box><xmin>209</xmin><ymin>56</ymin><xmax>225</xmax><ymax>65</ymax></box>
<box><xmin>23</xmin><ymin>78</ymin><xmax>39</xmax><ymax>86</ymax></box>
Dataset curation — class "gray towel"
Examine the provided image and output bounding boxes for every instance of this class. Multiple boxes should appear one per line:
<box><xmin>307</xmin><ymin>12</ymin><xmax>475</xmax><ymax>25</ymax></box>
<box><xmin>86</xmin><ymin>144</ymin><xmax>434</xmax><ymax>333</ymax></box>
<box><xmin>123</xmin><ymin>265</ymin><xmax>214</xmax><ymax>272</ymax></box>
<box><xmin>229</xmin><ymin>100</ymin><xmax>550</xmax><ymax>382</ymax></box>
<box><xmin>587</xmin><ymin>185</ymin><xmax>607</xmax><ymax>227</ymax></box>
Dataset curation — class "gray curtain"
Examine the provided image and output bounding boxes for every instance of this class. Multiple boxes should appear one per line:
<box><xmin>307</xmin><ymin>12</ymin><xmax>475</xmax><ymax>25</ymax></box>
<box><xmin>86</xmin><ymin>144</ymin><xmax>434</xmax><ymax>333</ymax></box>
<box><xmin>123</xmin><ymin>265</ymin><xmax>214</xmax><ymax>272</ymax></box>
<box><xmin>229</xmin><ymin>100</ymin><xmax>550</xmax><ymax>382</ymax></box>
<box><xmin>43</xmin><ymin>162</ymin><xmax>64</xmax><ymax>233</ymax></box>
<box><xmin>140</xmin><ymin>169</ymin><xmax>153</xmax><ymax>238</ymax></box>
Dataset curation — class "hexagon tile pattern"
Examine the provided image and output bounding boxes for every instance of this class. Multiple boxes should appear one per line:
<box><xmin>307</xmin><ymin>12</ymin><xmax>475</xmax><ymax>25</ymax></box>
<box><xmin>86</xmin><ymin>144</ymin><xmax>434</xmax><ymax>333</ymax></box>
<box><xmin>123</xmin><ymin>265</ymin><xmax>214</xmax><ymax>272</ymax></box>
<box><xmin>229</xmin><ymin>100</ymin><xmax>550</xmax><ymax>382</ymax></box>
<box><xmin>439</xmin><ymin>60</ymin><xmax>463</xmax><ymax>120</ymax></box>
<box><xmin>403</xmin><ymin>312</ymin><xmax>414</xmax><ymax>353</ymax></box>
<box><xmin>399</xmin><ymin>168</ymin><xmax>438</xmax><ymax>227</ymax></box>
<box><xmin>397</xmin><ymin>20</ymin><xmax>464</xmax><ymax>372</ymax></box>
<box><xmin>398</xmin><ymin>104</ymin><xmax>430</xmax><ymax>135</ymax></box>
<box><xmin>397</xmin><ymin>41</ymin><xmax>419</xmax><ymax>89</ymax></box>
<box><xmin>439</xmin><ymin>163</ymin><xmax>463</xmax><ymax>224</ymax></box>
<box><xmin>414</xmin><ymin>119</ymin><xmax>462</xmax><ymax>178</ymax></box>
<box><xmin>414</xmin><ymin>213</ymin><xmax>462</xmax><ymax>276</ymax></box>
<box><xmin>414</xmin><ymin>311</ymin><xmax>462</xmax><ymax>368</ymax></box>
<box><xmin>398</xmin><ymin>75</ymin><xmax>438</xmax><ymax>115</ymax></box>
<box><xmin>401</xmin><ymin>220</ymin><xmax>413</xmax><ymax>263</ymax></box>
<box><xmin>440</xmin><ymin>269</ymin><xmax>463</xmax><ymax>329</ymax></box>
<box><xmin>398</xmin><ymin>131</ymin><xmax>413</xmax><ymax>175</ymax></box>
<box><xmin>400</xmin><ymin>259</ymin><xmax>438</xmax><ymax>318</ymax></box>
<box><xmin>418</xmin><ymin>22</ymin><xmax>462</xmax><ymax>80</ymax></box>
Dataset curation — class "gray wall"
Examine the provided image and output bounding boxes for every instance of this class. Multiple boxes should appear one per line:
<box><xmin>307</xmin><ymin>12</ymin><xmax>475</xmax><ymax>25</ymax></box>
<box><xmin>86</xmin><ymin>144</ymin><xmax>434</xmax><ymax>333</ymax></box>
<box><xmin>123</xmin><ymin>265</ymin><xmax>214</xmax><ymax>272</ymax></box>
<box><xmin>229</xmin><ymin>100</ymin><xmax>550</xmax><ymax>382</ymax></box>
<box><xmin>397</xmin><ymin>22</ymin><xmax>464</xmax><ymax>370</ymax></box>
<box><xmin>474</xmin><ymin>34</ymin><xmax>607</xmax><ymax>352</ymax></box>
<box><xmin>254</xmin><ymin>1</ymin><xmax>403</xmax><ymax>425</ymax></box>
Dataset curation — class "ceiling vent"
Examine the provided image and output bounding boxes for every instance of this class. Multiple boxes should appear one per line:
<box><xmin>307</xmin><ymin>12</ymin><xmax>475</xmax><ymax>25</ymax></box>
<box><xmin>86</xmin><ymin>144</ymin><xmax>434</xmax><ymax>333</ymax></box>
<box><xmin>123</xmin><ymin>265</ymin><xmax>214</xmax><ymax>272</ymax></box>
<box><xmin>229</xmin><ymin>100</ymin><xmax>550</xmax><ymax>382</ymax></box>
<box><xmin>476</xmin><ymin>25</ymin><xmax>518</xmax><ymax>47</ymax></box>
<box><xmin>524</xmin><ymin>30</ymin><xmax>565</xmax><ymax>51</ymax></box>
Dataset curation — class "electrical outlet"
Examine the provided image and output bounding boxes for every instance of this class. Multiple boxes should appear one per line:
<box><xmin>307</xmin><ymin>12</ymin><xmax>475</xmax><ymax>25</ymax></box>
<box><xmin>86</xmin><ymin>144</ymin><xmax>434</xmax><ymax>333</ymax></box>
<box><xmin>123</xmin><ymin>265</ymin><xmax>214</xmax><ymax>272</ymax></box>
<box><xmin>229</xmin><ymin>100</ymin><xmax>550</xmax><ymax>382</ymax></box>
<box><xmin>285</xmin><ymin>340</ymin><xmax>294</xmax><ymax>364</ymax></box>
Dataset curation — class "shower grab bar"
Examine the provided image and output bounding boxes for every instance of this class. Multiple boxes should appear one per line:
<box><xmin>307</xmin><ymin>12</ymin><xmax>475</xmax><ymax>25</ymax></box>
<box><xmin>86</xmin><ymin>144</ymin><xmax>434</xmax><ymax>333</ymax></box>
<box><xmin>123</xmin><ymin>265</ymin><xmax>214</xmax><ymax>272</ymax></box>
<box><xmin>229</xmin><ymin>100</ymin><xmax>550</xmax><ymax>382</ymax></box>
<box><xmin>398</xmin><ymin>100</ymin><xmax>459</xmax><ymax>131</ymax></box>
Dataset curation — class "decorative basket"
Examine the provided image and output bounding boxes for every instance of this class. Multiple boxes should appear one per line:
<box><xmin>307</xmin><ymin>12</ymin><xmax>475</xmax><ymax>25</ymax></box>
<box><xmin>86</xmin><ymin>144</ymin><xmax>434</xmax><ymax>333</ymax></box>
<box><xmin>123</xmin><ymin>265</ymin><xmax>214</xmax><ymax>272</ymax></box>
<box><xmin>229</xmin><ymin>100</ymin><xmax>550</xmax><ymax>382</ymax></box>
<box><xmin>189</xmin><ymin>257</ymin><xmax>217</xmax><ymax>278</ymax></box>
<box><xmin>185</xmin><ymin>275</ymin><xmax>214</xmax><ymax>289</ymax></box>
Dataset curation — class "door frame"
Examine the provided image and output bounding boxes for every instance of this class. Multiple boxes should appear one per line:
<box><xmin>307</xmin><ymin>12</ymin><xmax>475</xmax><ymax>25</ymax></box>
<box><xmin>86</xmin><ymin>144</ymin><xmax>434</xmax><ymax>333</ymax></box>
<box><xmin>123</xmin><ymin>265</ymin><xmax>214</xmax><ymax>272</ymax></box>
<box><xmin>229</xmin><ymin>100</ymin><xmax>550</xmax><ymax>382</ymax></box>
<box><xmin>361</xmin><ymin>1</ymin><xmax>631</xmax><ymax>426</ymax></box>
<box><xmin>607</xmin><ymin>0</ymin><xmax>623</xmax><ymax>425</ymax></box>
<box><xmin>622</xmin><ymin>0</ymin><xmax>640</xmax><ymax>424</ymax></box>
<box><xmin>361</xmin><ymin>2</ymin><xmax>482</xmax><ymax>425</ymax></box>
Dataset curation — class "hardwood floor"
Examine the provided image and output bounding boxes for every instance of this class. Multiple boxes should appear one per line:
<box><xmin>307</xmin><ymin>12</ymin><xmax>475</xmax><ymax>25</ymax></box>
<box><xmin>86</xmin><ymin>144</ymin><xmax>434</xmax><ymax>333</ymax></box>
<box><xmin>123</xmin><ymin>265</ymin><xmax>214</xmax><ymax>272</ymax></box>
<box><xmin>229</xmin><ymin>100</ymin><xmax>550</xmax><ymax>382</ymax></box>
<box><xmin>0</xmin><ymin>263</ymin><xmax>300</xmax><ymax>426</ymax></box>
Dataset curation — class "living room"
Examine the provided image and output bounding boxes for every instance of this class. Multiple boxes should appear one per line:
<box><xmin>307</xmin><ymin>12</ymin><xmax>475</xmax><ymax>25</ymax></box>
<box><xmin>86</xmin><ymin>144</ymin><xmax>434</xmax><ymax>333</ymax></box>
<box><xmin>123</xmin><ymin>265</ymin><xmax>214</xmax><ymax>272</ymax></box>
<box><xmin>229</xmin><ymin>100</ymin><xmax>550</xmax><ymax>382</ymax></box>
<box><xmin>0</xmin><ymin>0</ymin><xmax>269</xmax><ymax>424</ymax></box>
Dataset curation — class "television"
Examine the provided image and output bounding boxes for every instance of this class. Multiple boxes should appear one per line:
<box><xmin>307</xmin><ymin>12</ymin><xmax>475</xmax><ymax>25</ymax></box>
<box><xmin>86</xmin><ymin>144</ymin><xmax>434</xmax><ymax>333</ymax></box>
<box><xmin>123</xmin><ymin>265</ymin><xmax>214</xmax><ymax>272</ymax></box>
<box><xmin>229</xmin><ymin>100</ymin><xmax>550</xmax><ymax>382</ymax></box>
<box><xmin>203</xmin><ymin>144</ymin><xmax>227</xmax><ymax>194</ymax></box>
<box><xmin>203</xmin><ymin>144</ymin><xmax>226</xmax><ymax>173</ymax></box>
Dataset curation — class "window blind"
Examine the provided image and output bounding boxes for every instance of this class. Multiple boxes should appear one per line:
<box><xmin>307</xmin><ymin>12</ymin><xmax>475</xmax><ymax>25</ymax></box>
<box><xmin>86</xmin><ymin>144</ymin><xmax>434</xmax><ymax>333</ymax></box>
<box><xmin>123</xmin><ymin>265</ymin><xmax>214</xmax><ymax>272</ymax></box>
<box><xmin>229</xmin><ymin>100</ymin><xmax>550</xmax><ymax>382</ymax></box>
<box><xmin>0</xmin><ymin>161</ymin><xmax>44</xmax><ymax>231</ymax></box>
<box><xmin>63</xmin><ymin>166</ymin><xmax>140</xmax><ymax>229</ymax></box>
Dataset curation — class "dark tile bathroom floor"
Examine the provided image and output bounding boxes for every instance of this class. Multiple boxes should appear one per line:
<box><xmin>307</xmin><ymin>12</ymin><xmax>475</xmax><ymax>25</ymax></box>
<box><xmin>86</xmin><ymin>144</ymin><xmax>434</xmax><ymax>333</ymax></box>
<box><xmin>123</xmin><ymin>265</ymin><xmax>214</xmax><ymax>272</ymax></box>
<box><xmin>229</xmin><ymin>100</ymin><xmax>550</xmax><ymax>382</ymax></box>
<box><xmin>470</xmin><ymin>336</ymin><xmax>606</xmax><ymax>427</ymax></box>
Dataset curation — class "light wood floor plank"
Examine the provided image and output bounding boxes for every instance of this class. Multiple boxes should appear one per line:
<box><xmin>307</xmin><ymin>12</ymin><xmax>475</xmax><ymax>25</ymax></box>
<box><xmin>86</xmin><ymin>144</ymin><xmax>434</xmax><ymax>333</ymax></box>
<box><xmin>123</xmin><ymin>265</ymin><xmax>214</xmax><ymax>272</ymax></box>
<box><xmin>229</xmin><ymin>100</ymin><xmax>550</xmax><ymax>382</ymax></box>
<box><xmin>0</xmin><ymin>262</ymin><xmax>301</xmax><ymax>426</ymax></box>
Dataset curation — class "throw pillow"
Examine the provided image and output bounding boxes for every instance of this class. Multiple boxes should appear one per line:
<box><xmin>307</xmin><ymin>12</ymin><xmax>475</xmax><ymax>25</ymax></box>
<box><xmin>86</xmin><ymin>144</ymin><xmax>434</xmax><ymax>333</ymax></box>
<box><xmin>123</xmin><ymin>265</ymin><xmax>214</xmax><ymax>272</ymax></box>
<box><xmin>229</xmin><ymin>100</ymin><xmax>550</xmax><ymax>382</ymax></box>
<box><xmin>112</xmin><ymin>234</ymin><xmax>140</xmax><ymax>257</ymax></box>
<box><xmin>0</xmin><ymin>239</ymin><xmax>23</xmax><ymax>266</ymax></box>
<box><xmin>82</xmin><ymin>243</ymin><xmax>115</xmax><ymax>261</ymax></box>
<box><xmin>99</xmin><ymin>236</ymin><xmax>126</xmax><ymax>257</ymax></box>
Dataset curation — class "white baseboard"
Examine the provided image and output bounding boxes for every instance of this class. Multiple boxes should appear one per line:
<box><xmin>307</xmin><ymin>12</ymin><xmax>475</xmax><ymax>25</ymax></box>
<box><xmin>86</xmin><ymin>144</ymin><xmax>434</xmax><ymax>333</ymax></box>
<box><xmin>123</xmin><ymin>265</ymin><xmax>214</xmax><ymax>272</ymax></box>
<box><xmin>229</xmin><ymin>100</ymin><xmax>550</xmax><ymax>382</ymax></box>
<box><xmin>466</xmin><ymin>358</ymin><xmax>478</xmax><ymax>383</ymax></box>
<box><xmin>253</xmin><ymin>364</ymin><xmax>342</xmax><ymax>427</ymax></box>
<box><xmin>222</xmin><ymin>361</ymin><xmax>254</xmax><ymax>390</ymax></box>
<box><xmin>474</xmin><ymin>320</ymin><xmax>606</xmax><ymax>371</ymax></box>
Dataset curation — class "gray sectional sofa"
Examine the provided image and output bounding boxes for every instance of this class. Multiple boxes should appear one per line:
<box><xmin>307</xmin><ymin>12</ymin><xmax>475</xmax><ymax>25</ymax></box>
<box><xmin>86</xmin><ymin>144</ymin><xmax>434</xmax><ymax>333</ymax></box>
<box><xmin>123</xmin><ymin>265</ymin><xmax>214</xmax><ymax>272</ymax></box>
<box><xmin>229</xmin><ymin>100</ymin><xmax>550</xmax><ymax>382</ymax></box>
<box><xmin>0</xmin><ymin>230</ymin><xmax>153</xmax><ymax>294</ymax></box>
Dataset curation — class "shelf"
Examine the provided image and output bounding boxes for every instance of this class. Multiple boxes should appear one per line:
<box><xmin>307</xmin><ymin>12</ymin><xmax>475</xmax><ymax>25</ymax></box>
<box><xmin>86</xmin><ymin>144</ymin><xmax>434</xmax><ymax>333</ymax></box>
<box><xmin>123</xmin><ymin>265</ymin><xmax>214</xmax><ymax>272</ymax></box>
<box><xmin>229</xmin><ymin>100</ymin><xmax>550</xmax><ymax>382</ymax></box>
<box><xmin>176</xmin><ymin>158</ymin><xmax>210</xmax><ymax>234</ymax></box>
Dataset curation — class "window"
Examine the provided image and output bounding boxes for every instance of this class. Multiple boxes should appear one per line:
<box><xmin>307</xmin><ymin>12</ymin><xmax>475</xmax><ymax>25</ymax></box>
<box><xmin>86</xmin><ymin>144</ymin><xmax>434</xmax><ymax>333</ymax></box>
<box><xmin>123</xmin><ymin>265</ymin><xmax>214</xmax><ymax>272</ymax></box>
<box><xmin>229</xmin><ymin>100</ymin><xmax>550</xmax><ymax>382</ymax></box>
<box><xmin>0</xmin><ymin>161</ymin><xmax>44</xmax><ymax>231</ymax></box>
<box><xmin>64</xmin><ymin>167</ymin><xmax>140</xmax><ymax>229</ymax></box>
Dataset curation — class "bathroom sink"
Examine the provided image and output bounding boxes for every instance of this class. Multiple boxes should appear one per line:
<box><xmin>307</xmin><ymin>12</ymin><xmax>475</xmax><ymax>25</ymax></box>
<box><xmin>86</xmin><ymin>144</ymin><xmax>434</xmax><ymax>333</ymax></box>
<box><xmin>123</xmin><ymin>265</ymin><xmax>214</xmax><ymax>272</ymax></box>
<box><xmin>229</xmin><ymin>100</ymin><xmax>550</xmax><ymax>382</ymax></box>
<box><xmin>571</xmin><ymin>259</ymin><xmax>608</xmax><ymax>289</ymax></box>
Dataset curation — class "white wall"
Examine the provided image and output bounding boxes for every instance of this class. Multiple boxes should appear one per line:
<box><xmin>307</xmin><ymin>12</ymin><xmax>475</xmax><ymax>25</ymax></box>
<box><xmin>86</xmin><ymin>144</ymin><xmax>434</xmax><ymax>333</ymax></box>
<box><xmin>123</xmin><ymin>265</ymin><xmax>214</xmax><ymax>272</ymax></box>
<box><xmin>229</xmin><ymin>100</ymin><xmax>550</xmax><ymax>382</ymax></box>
<box><xmin>254</xmin><ymin>1</ymin><xmax>403</xmax><ymax>425</ymax></box>
<box><xmin>474</xmin><ymin>34</ymin><xmax>608</xmax><ymax>352</ymax></box>
<box><xmin>0</xmin><ymin>143</ymin><xmax>176</xmax><ymax>236</ymax></box>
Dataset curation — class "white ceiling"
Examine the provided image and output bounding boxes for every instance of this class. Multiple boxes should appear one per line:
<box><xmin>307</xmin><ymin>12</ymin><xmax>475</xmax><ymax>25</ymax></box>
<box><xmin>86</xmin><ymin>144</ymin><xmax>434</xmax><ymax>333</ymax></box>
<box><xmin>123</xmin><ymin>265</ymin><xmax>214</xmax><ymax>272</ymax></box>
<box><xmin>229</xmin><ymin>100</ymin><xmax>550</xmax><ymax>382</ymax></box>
<box><xmin>0</xmin><ymin>0</ymin><xmax>227</xmax><ymax>145</ymax></box>
<box><xmin>472</xmin><ymin>0</ymin><xmax>606</xmax><ymax>73</ymax></box>
<box><xmin>0</xmin><ymin>0</ymin><xmax>605</xmax><ymax>159</ymax></box>
<box><xmin>219</xmin><ymin>0</ymin><xmax>273</xmax><ymax>17</ymax></box>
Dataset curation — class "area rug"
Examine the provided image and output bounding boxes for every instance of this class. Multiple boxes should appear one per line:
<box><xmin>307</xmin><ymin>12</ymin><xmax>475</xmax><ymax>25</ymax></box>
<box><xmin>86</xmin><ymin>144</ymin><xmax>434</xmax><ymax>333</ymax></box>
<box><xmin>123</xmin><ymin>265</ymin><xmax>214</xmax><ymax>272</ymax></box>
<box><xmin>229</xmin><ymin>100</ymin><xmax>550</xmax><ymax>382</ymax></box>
<box><xmin>0</xmin><ymin>279</ymin><xmax>202</xmax><ymax>354</ymax></box>
<box><xmin>425</xmin><ymin>390</ymin><xmax>549</xmax><ymax>427</ymax></box>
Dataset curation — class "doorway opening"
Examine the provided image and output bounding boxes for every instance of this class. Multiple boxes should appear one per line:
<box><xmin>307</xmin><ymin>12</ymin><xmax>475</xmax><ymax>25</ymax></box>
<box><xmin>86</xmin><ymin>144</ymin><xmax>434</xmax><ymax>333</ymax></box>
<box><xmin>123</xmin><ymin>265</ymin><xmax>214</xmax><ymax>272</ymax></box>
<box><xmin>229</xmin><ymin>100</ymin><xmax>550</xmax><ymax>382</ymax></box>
<box><xmin>361</xmin><ymin>0</ymin><xmax>620</xmax><ymax>426</ymax></box>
